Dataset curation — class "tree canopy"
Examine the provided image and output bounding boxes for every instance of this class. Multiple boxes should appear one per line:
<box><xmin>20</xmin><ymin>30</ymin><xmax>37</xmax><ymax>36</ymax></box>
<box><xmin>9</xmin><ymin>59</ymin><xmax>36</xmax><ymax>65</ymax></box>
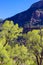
<box><xmin>0</xmin><ymin>20</ymin><xmax>43</xmax><ymax>65</ymax></box>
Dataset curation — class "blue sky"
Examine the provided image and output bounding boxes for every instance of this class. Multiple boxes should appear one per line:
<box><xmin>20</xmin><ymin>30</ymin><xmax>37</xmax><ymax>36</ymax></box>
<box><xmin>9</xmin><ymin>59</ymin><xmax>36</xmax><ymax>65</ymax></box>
<box><xmin>0</xmin><ymin>0</ymin><xmax>39</xmax><ymax>19</ymax></box>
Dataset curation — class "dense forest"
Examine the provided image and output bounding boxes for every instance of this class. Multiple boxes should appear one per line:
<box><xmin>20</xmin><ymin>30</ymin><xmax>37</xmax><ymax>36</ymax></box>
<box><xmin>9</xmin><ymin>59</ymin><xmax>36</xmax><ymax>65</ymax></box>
<box><xmin>0</xmin><ymin>20</ymin><xmax>43</xmax><ymax>65</ymax></box>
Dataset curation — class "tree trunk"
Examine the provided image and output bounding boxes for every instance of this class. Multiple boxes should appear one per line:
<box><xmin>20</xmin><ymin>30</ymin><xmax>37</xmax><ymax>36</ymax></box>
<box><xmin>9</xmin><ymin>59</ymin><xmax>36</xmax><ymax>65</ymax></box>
<box><xmin>36</xmin><ymin>55</ymin><xmax>39</xmax><ymax>65</ymax></box>
<box><xmin>36</xmin><ymin>55</ymin><xmax>42</xmax><ymax>65</ymax></box>
<box><xmin>40</xmin><ymin>58</ymin><xmax>42</xmax><ymax>65</ymax></box>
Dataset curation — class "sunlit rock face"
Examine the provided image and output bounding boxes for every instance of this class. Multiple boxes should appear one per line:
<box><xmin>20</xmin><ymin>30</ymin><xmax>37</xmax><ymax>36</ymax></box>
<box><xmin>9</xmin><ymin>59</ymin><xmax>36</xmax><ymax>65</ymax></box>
<box><xmin>30</xmin><ymin>9</ymin><xmax>43</xmax><ymax>26</ymax></box>
<box><xmin>30</xmin><ymin>0</ymin><xmax>43</xmax><ymax>26</ymax></box>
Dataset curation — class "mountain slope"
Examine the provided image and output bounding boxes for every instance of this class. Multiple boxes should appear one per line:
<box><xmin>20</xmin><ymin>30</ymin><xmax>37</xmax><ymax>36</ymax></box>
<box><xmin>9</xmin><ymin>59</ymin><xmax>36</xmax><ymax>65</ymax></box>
<box><xmin>4</xmin><ymin>1</ymin><xmax>43</xmax><ymax>32</ymax></box>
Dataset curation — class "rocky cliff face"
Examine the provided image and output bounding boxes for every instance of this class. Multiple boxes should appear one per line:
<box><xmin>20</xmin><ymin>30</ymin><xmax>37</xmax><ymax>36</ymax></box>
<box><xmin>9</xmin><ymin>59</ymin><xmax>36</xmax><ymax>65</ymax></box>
<box><xmin>30</xmin><ymin>9</ymin><xmax>43</xmax><ymax>25</ymax></box>
<box><xmin>4</xmin><ymin>0</ymin><xmax>43</xmax><ymax>32</ymax></box>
